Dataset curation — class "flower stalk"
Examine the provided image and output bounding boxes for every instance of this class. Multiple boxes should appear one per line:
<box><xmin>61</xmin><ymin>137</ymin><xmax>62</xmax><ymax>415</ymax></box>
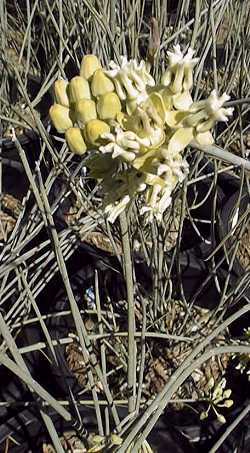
<box><xmin>119</xmin><ymin>211</ymin><xmax>137</xmax><ymax>414</ymax></box>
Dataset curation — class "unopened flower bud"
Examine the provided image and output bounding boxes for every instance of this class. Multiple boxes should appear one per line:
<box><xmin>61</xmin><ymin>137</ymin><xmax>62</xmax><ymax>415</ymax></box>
<box><xmin>91</xmin><ymin>69</ymin><xmax>114</xmax><ymax>97</ymax></box>
<box><xmin>76</xmin><ymin>99</ymin><xmax>97</xmax><ymax>124</ymax></box>
<box><xmin>54</xmin><ymin>79</ymin><xmax>69</xmax><ymax>107</ymax></box>
<box><xmin>97</xmin><ymin>92</ymin><xmax>121</xmax><ymax>120</ymax></box>
<box><xmin>84</xmin><ymin>119</ymin><xmax>110</xmax><ymax>145</ymax></box>
<box><xmin>80</xmin><ymin>54</ymin><xmax>101</xmax><ymax>80</ymax></box>
<box><xmin>65</xmin><ymin>127</ymin><xmax>87</xmax><ymax>154</ymax></box>
<box><xmin>223</xmin><ymin>389</ymin><xmax>232</xmax><ymax>399</ymax></box>
<box><xmin>217</xmin><ymin>414</ymin><xmax>226</xmax><ymax>424</ymax></box>
<box><xmin>110</xmin><ymin>434</ymin><xmax>123</xmax><ymax>446</ymax></box>
<box><xmin>49</xmin><ymin>104</ymin><xmax>73</xmax><ymax>132</ymax></box>
<box><xmin>223</xmin><ymin>399</ymin><xmax>233</xmax><ymax>408</ymax></box>
<box><xmin>68</xmin><ymin>76</ymin><xmax>91</xmax><ymax>103</ymax></box>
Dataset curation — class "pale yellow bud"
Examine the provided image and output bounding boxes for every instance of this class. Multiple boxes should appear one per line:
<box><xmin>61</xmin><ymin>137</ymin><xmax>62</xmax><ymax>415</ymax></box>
<box><xmin>223</xmin><ymin>389</ymin><xmax>232</xmax><ymax>399</ymax></box>
<box><xmin>200</xmin><ymin>411</ymin><xmax>209</xmax><ymax>420</ymax></box>
<box><xmin>54</xmin><ymin>79</ymin><xmax>69</xmax><ymax>107</ymax></box>
<box><xmin>87</xmin><ymin>447</ymin><xmax>103</xmax><ymax>453</ymax></box>
<box><xmin>223</xmin><ymin>399</ymin><xmax>233</xmax><ymax>408</ymax></box>
<box><xmin>217</xmin><ymin>413</ymin><xmax>226</xmax><ymax>424</ymax></box>
<box><xmin>68</xmin><ymin>76</ymin><xmax>91</xmax><ymax>103</ymax></box>
<box><xmin>91</xmin><ymin>435</ymin><xmax>105</xmax><ymax>444</ymax></box>
<box><xmin>97</xmin><ymin>92</ymin><xmax>121</xmax><ymax>120</ymax></box>
<box><xmin>80</xmin><ymin>54</ymin><xmax>101</xmax><ymax>80</ymax></box>
<box><xmin>91</xmin><ymin>69</ymin><xmax>114</xmax><ymax>97</ymax></box>
<box><xmin>76</xmin><ymin>99</ymin><xmax>97</xmax><ymax>124</ymax></box>
<box><xmin>84</xmin><ymin>119</ymin><xmax>110</xmax><ymax>145</ymax></box>
<box><xmin>49</xmin><ymin>104</ymin><xmax>73</xmax><ymax>133</ymax></box>
<box><xmin>110</xmin><ymin>434</ymin><xmax>123</xmax><ymax>446</ymax></box>
<box><xmin>65</xmin><ymin>127</ymin><xmax>87</xmax><ymax>155</ymax></box>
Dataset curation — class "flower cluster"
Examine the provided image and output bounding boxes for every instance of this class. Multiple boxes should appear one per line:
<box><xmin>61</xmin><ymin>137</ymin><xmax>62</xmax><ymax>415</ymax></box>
<box><xmin>200</xmin><ymin>377</ymin><xmax>233</xmax><ymax>424</ymax></box>
<box><xmin>49</xmin><ymin>46</ymin><xmax>233</xmax><ymax>222</ymax></box>
<box><xmin>234</xmin><ymin>327</ymin><xmax>250</xmax><ymax>380</ymax></box>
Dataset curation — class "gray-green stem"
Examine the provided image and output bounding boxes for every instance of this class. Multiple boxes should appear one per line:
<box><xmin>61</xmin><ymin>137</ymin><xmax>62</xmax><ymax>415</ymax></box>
<box><xmin>119</xmin><ymin>210</ymin><xmax>136</xmax><ymax>414</ymax></box>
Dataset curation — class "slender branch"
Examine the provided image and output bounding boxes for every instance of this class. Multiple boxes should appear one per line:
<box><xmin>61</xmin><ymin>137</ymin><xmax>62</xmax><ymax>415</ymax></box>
<box><xmin>192</xmin><ymin>143</ymin><xmax>250</xmax><ymax>171</ymax></box>
<box><xmin>120</xmin><ymin>211</ymin><xmax>136</xmax><ymax>414</ymax></box>
<box><xmin>225</xmin><ymin>97</ymin><xmax>250</xmax><ymax>107</ymax></box>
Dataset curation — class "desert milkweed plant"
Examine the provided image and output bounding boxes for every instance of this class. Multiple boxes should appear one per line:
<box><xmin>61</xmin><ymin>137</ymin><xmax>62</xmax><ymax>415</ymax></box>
<box><xmin>1</xmin><ymin>1</ymin><xmax>250</xmax><ymax>452</ymax></box>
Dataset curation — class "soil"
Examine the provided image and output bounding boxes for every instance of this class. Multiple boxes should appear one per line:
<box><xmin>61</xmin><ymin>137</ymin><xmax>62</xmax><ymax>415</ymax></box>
<box><xmin>65</xmin><ymin>300</ymin><xmax>230</xmax><ymax>408</ymax></box>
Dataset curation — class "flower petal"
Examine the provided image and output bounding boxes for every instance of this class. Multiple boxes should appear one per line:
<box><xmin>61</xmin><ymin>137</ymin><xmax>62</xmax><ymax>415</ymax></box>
<box><xmin>193</xmin><ymin>131</ymin><xmax>214</xmax><ymax>146</ymax></box>
<box><xmin>165</xmin><ymin>110</ymin><xmax>188</xmax><ymax>128</ymax></box>
<box><xmin>167</xmin><ymin>127</ymin><xmax>194</xmax><ymax>154</ymax></box>
<box><xmin>172</xmin><ymin>91</ymin><xmax>193</xmax><ymax>110</ymax></box>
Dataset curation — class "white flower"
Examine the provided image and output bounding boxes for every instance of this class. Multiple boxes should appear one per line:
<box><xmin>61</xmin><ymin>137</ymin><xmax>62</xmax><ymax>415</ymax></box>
<box><xmin>167</xmin><ymin>44</ymin><xmax>184</xmax><ymax>66</ymax></box>
<box><xmin>105</xmin><ymin>56</ymin><xmax>155</xmax><ymax>102</ymax></box>
<box><xmin>190</xmin><ymin>90</ymin><xmax>233</xmax><ymax>117</ymax></box>
<box><xmin>100</xmin><ymin>127</ymin><xmax>148</xmax><ymax>161</ymax></box>
<box><xmin>105</xmin><ymin>194</ymin><xmax>131</xmax><ymax>223</ymax></box>
<box><xmin>141</xmin><ymin>185</ymin><xmax>172</xmax><ymax>222</ymax></box>
<box><xmin>186</xmin><ymin>90</ymin><xmax>234</xmax><ymax>132</ymax></box>
<box><xmin>161</xmin><ymin>45</ymin><xmax>199</xmax><ymax>92</ymax></box>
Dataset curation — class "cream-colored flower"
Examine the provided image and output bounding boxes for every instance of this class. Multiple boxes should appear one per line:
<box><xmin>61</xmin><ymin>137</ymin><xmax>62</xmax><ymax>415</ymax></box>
<box><xmin>161</xmin><ymin>45</ymin><xmax>199</xmax><ymax>93</ymax></box>
<box><xmin>104</xmin><ymin>195</ymin><xmax>130</xmax><ymax>223</ymax></box>
<box><xmin>103</xmin><ymin>169</ymin><xmax>147</xmax><ymax>222</ymax></box>
<box><xmin>125</xmin><ymin>104</ymin><xmax>165</xmax><ymax>148</ymax></box>
<box><xmin>105</xmin><ymin>56</ymin><xmax>155</xmax><ymax>103</ymax></box>
<box><xmin>187</xmin><ymin>90</ymin><xmax>234</xmax><ymax>132</ymax></box>
<box><xmin>50</xmin><ymin>51</ymin><xmax>234</xmax><ymax>223</ymax></box>
<box><xmin>100</xmin><ymin>127</ymin><xmax>146</xmax><ymax>161</ymax></box>
<box><xmin>141</xmin><ymin>185</ymin><xmax>172</xmax><ymax>222</ymax></box>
